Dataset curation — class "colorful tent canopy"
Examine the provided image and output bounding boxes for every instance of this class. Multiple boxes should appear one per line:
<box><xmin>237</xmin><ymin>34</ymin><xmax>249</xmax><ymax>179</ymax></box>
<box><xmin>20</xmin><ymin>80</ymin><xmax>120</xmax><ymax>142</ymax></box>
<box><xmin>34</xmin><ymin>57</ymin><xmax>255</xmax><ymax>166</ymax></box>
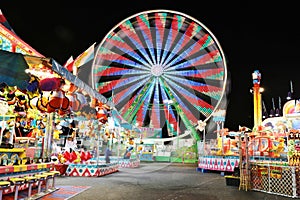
<box><xmin>0</xmin><ymin>21</ymin><xmax>43</xmax><ymax>56</ymax></box>
<box><xmin>0</xmin><ymin>48</ymin><xmax>113</xmax><ymax>109</ymax></box>
<box><xmin>0</xmin><ymin>9</ymin><xmax>47</xmax><ymax>90</ymax></box>
<box><xmin>0</xmin><ymin>9</ymin><xmax>121</xmax><ymax>127</ymax></box>
<box><xmin>0</xmin><ymin>49</ymin><xmax>30</xmax><ymax>90</ymax></box>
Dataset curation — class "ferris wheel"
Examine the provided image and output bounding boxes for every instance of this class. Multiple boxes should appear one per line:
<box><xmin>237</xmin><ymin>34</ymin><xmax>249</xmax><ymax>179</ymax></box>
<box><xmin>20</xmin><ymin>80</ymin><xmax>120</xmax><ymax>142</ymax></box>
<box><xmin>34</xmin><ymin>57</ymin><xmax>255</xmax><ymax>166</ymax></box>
<box><xmin>92</xmin><ymin>10</ymin><xmax>228</xmax><ymax>141</ymax></box>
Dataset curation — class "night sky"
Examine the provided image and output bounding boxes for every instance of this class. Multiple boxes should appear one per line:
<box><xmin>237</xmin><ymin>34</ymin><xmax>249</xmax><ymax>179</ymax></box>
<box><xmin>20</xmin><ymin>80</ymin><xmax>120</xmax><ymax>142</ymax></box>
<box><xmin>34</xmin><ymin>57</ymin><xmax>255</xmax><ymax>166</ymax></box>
<box><xmin>1</xmin><ymin>1</ymin><xmax>299</xmax><ymax>132</ymax></box>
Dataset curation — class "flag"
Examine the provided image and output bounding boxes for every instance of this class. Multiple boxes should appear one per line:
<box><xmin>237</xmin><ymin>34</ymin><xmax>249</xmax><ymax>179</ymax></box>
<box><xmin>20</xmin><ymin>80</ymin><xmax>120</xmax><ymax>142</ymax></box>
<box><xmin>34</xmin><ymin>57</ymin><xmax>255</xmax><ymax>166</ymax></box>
<box><xmin>77</xmin><ymin>59</ymin><xmax>93</xmax><ymax>87</ymax></box>
<box><xmin>76</xmin><ymin>43</ymin><xmax>98</xmax><ymax>87</ymax></box>
<box><xmin>65</xmin><ymin>42</ymin><xmax>96</xmax><ymax>76</ymax></box>
<box><xmin>73</xmin><ymin>42</ymin><xmax>96</xmax><ymax>69</ymax></box>
<box><xmin>63</xmin><ymin>55</ymin><xmax>74</xmax><ymax>72</ymax></box>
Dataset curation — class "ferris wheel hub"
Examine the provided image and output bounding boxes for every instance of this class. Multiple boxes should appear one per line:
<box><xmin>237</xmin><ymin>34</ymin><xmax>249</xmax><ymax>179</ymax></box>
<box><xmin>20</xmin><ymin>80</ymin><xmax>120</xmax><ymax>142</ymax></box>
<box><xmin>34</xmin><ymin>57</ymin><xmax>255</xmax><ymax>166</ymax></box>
<box><xmin>151</xmin><ymin>64</ymin><xmax>164</xmax><ymax>77</ymax></box>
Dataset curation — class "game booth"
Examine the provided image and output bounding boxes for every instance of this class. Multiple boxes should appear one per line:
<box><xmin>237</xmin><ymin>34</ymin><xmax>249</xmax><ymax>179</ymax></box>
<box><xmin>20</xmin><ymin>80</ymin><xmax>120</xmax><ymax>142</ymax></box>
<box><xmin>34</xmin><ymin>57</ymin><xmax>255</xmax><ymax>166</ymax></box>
<box><xmin>0</xmin><ymin>17</ymin><xmax>63</xmax><ymax>199</ymax></box>
<box><xmin>0</xmin><ymin>17</ymin><xmax>128</xmax><ymax>198</ymax></box>
<box><xmin>0</xmin><ymin>52</ymin><xmax>126</xmax><ymax>198</ymax></box>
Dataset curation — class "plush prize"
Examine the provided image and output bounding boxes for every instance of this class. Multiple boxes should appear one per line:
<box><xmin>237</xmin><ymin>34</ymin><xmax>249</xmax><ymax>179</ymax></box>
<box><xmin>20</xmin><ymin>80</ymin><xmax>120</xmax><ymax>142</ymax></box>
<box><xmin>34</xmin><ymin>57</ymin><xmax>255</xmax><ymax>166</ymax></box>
<box><xmin>39</xmin><ymin>77</ymin><xmax>61</xmax><ymax>91</ymax></box>
<box><xmin>47</xmin><ymin>90</ymin><xmax>70</xmax><ymax>113</ymax></box>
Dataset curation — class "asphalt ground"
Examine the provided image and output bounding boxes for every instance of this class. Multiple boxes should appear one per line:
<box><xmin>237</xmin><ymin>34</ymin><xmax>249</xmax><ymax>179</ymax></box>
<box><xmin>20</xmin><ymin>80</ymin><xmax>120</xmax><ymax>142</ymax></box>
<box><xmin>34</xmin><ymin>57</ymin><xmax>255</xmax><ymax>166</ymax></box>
<box><xmin>54</xmin><ymin>162</ymin><xmax>292</xmax><ymax>200</ymax></box>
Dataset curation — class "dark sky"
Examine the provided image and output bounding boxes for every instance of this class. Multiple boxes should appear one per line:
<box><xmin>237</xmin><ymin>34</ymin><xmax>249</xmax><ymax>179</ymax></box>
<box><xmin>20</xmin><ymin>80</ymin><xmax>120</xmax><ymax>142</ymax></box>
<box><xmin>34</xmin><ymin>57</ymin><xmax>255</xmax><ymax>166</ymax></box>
<box><xmin>1</xmin><ymin>1</ymin><xmax>299</xmax><ymax>131</ymax></box>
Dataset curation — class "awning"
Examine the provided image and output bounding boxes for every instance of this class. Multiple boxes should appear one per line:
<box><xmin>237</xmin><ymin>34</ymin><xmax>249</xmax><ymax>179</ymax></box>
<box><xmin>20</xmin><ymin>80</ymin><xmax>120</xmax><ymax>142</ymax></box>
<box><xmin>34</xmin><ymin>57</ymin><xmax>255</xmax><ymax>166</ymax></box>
<box><xmin>0</xmin><ymin>49</ymin><xmax>113</xmax><ymax>108</ymax></box>
<box><xmin>0</xmin><ymin>49</ymin><xmax>31</xmax><ymax>90</ymax></box>
<box><xmin>51</xmin><ymin>59</ymin><xmax>114</xmax><ymax>107</ymax></box>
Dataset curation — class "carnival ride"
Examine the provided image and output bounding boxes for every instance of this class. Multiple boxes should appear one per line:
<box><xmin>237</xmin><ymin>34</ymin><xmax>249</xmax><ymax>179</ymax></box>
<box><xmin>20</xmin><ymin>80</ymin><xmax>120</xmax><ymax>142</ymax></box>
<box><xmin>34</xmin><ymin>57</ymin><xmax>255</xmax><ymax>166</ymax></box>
<box><xmin>198</xmin><ymin>70</ymin><xmax>300</xmax><ymax>197</ymax></box>
<box><xmin>91</xmin><ymin>9</ymin><xmax>228</xmax><ymax>142</ymax></box>
<box><xmin>0</xmin><ymin>8</ymin><xmax>245</xmax><ymax>170</ymax></box>
<box><xmin>201</xmin><ymin>71</ymin><xmax>289</xmax><ymax>167</ymax></box>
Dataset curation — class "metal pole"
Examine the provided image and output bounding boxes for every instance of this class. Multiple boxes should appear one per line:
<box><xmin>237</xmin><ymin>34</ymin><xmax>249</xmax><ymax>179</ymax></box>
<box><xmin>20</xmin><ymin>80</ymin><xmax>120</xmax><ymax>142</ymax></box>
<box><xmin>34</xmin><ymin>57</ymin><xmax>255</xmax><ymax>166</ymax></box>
<box><xmin>167</xmin><ymin>104</ymin><xmax>170</xmax><ymax>123</ymax></box>
<box><xmin>167</xmin><ymin>103</ymin><xmax>170</xmax><ymax>136</ymax></box>
<box><xmin>203</xmin><ymin>128</ymin><xmax>206</xmax><ymax>154</ymax></box>
<box><xmin>117</xmin><ymin>125</ymin><xmax>120</xmax><ymax>163</ymax></box>
<box><xmin>177</xmin><ymin>113</ymin><xmax>179</xmax><ymax>149</ymax></box>
<box><xmin>96</xmin><ymin>125</ymin><xmax>99</xmax><ymax>166</ymax></box>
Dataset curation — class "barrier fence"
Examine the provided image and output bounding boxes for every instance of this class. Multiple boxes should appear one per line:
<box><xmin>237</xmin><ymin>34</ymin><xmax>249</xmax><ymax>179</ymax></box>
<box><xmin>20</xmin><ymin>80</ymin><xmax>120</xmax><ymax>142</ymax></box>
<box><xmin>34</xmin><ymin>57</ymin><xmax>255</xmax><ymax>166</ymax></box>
<box><xmin>250</xmin><ymin>163</ymin><xmax>298</xmax><ymax>198</ymax></box>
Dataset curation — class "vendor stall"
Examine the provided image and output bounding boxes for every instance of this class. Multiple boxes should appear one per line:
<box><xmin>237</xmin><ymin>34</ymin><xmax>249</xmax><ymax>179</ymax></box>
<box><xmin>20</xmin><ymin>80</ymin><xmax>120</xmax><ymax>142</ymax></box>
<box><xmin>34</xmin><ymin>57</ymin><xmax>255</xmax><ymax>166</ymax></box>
<box><xmin>0</xmin><ymin>13</ymin><xmax>62</xmax><ymax>198</ymax></box>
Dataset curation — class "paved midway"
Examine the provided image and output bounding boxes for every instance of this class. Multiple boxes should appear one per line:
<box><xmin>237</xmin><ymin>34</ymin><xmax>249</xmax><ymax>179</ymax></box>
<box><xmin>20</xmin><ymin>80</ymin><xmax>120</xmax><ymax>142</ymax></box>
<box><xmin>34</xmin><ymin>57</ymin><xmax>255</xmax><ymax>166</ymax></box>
<box><xmin>55</xmin><ymin>162</ymin><xmax>291</xmax><ymax>200</ymax></box>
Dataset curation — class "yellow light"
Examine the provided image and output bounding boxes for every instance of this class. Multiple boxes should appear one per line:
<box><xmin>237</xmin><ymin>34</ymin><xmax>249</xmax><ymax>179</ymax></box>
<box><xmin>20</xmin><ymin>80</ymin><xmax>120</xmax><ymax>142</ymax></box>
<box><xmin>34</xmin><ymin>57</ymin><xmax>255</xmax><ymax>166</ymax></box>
<box><xmin>259</xmin><ymin>87</ymin><xmax>264</xmax><ymax>93</ymax></box>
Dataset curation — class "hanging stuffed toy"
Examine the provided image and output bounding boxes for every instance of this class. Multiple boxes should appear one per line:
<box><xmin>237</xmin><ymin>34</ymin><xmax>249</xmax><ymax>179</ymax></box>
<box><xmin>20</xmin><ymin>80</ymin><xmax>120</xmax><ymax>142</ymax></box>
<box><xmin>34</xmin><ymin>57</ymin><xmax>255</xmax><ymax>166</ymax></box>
<box><xmin>0</xmin><ymin>82</ymin><xmax>7</xmax><ymax>99</ymax></box>
<box><xmin>47</xmin><ymin>89</ymin><xmax>70</xmax><ymax>113</ymax></box>
<box><xmin>14</xmin><ymin>94</ymin><xmax>28</xmax><ymax>115</ymax></box>
<box><xmin>64</xmin><ymin>83</ymin><xmax>79</xmax><ymax>112</ymax></box>
<box><xmin>96</xmin><ymin>102</ymin><xmax>110</xmax><ymax>124</ymax></box>
<box><xmin>129</xmin><ymin>137</ymin><xmax>134</xmax><ymax>145</ymax></box>
<box><xmin>76</xmin><ymin>92</ymin><xmax>88</xmax><ymax>110</ymax></box>
<box><xmin>26</xmin><ymin>75</ymin><xmax>40</xmax><ymax>98</ymax></box>
<box><xmin>28</xmin><ymin>92</ymin><xmax>49</xmax><ymax>113</ymax></box>
<box><xmin>4</xmin><ymin>86</ymin><xmax>17</xmax><ymax>105</ymax></box>
<box><xmin>39</xmin><ymin>77</ymin><xmax>61</xmax><ymax>91</ymax></box>
<box><xmin>68</xmin><ymin>83</ymin><xmax>78</xmax><ymax>93</ymax></box>
<box><xmin>66</xmin><ymin>93</ymin><xmax>80</xmax><ymax>112</ymax></box>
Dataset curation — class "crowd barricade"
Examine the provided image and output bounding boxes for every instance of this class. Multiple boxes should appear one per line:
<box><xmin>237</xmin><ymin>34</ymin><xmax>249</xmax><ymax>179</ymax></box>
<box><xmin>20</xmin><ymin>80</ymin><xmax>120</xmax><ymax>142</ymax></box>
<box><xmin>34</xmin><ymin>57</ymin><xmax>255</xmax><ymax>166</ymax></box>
<box><xmin>250</xmin><ymin>162</ymin><xmax>298</xmax><ymax>198</ymax></box>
